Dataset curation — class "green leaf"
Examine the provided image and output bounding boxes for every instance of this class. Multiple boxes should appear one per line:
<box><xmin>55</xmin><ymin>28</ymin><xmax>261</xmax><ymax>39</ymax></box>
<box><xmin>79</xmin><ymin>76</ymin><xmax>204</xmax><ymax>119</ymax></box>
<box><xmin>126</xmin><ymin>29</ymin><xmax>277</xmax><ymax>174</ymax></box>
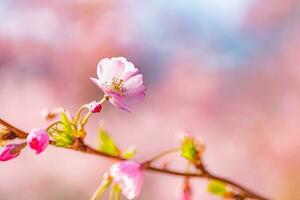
<box><xmin>61</xmin><ymin>112</ymin><xmax>72</xmax><ymax>135</ymax></box>
<box><xmin>181</xmin><ymin>138</ymin><xmax>197</xmax><ymax>161</ymax></box>
<box><xmin>53</xmin><ymin>131</ymin><xmax>74</xmax><ymax>143</ymax></box>
<box><xmin>207</xmin><ymin>180</ymin><xmax>227</xmax><ymax>196</ymax></box>
<box><xmin>98</xmin><ymin>128</ymin><xmax>120</xmax><ymax>156</ymax></box>
<box><xmin>122</xmin><ymin>146</ymin><xmax>137</xmax><ymax>159</ymax></box>
<box><xmin>47</xmin><ymin>111</ymin><xmax>75</xmax><ymax>147</ymax></box>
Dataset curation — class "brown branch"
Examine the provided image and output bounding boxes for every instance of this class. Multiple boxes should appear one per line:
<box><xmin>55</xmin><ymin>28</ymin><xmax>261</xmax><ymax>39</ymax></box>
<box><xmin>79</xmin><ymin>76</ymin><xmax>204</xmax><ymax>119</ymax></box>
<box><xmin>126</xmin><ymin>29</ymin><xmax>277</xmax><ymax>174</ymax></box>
<box><xmin>0</xmin><ymin>118</ymin><xmax>27</xmax><ymax>139</ymax></box>
<box><xmin>0</xmin><ymin>118</ymin><xmax>271</xmax><ymax>200</ymax></box>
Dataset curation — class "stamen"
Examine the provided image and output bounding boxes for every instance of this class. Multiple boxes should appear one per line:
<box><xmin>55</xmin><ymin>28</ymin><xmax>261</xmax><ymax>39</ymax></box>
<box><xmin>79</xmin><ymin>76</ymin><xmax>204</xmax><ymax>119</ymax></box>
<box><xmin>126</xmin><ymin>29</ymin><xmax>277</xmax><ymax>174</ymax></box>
<box><xmin>111</xmin><ymin>77</ymin><xmax>125</xmax><ymax>94</ymax></box>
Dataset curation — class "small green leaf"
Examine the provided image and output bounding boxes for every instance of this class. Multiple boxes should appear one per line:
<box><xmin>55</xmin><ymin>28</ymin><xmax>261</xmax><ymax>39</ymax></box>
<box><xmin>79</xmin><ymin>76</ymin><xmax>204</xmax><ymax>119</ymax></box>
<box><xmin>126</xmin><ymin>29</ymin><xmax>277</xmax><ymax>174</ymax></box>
<box><xmin>207</xmin><ymin>180</ymin><xmax>227</xmax><ymax>196</ymax></box>
<box><xmin>181</xmin><ymin>138</ymin><xmax>197</xmax><ymax>161</ymax></box>
<box><xmin>53</xmin><ymin>131</ymin><xmax>74</xmax><ymax>143</ymax></box>
<box><xmin>122</xmin><ymin>146</ymin><xmax>137</xmax><ymax>159</ymax></box>
<box><xmin>47</xmin><ymin>112</ymin><xmax>75</xmax><ymax>147</ymax></box>
<box><xmin>48</xmin><ymin>130</ymin><xmax>74</xmax><ymax>147</ymax></box>
<box><xmin>61</xmin><ymin>112</ymin><xmax>72</xmax><ymax>135</ymax></box>
<box><xmin>98</xmin><ymin>128</ymin><xmax>120</xmax><ymax>156</ymax></box>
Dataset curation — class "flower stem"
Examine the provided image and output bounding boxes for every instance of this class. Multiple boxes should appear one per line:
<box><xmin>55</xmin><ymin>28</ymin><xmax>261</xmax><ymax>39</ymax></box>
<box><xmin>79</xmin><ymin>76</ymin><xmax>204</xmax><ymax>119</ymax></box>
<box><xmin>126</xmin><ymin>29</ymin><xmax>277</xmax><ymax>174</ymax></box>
<box><xmin>74</xmin><ymin>105</ymin><xmax>87</xmax><ymax>125</ymax></box>
<box><xmin>109</xmin><ymin>184</ymin><xmax>121</xmax><ymax>200</ymax></box>
<box><xmin>142</xmin><ymin>148</ymin><xmax>180</xmax><ymax>167</ymax></box>
<box><xmin>80</xmin><ymin>96</ymin><xmax>109</xmax><ymax>127</ymax></box>
<box><xmin>90</xmin><ymin>177</ymin><xmax>112</xmax><ymax>200</ymax></box>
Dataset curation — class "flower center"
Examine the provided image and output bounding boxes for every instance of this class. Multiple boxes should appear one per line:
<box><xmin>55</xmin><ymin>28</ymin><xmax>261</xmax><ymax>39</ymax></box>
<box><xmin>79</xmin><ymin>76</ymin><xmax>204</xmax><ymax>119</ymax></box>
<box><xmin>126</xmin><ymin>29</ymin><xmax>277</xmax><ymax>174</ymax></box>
<box><xmin>111</xmin><ymin>77</ymin><xmax>125</xmax><ymax>94</ymax></box>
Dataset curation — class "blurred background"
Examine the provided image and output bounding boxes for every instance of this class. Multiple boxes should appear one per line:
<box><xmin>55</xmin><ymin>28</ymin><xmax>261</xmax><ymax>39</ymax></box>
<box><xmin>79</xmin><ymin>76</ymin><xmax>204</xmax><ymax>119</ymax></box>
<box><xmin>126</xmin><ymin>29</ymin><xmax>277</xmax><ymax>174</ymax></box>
<box><xmin>1</xmin><ymin>0</ymin><xmax>300</xmax><ymax>199</ymax></box>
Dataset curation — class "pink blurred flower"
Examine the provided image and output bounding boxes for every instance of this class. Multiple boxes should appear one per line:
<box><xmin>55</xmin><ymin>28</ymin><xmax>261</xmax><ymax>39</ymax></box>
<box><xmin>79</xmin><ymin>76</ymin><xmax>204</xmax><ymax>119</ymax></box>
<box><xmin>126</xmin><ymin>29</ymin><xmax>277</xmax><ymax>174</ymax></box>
<box><xmin>91</xmin><ymin>57</ymin><xmax>145</xmax><ymax>112</ymax></box>
<box><xmin>87</xmin><ymin>101</ymin><xmax>102</xmax><ymax>113</ymax></box>
<box><xmin>109</xmin><ymin>161</ymin><xmax>144</xmax><ymax>199</ymax></box>
<box><xmin>176</xmin><ymin>179</ymin><xmax>192</xmax><ymax>200</ymax></box>
<box><xmin>0</xmin><ymin>144</ymin><xmax>23</xmax><ymax>161</ymax></box>
<box><xmin>27</xmin><ymin>129</ymin><xmax>49</xmax><ymax>154</ymax></box>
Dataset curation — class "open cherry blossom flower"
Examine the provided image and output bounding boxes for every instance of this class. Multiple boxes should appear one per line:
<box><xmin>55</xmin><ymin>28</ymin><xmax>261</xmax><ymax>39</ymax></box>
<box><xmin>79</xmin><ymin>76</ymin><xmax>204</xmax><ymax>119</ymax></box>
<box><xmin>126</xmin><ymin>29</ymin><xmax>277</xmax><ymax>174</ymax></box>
<box><xmin>91</xmin><ymin>57</ymin><xmax>145</xmax><ymax>112</ymax></box>
<box><xmin>0</xmin><ymin>144</ymin><xmax>23</xmax><ymax>161</ymax></box>
<box><xmin>27</xmin><ymin>129</ymin><xmax>49</xmax><ymax>154</ymax></box>
<box><xmin>109</xmin><ymin>161</ymin><xmax>144</xmax><ymax>199</ymax></box>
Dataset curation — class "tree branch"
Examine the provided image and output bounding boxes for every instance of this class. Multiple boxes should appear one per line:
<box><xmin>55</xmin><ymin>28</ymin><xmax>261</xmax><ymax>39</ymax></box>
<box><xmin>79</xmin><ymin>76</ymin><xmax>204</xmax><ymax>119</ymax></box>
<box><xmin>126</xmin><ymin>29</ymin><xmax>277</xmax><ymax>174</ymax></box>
<box><xmin>0</xmin><ymin>118</ymin><xmax>271</xmax><ymax>200</ymax></box>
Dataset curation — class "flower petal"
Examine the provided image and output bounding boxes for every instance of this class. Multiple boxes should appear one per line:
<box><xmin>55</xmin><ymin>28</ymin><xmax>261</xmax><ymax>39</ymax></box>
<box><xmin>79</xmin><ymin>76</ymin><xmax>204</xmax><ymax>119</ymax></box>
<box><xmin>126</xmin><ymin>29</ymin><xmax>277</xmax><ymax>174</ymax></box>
<box><xmin>97</xmin><ymin>58</ymin><xmax>110</xmax><ymax>81</ymax></box>
<box><xmin>102</xmin><ymin>59</ymin><xmax>125</xmax><ymax>82</ymax></box>
<box><xmin>110</xmin><ymin>161</ymin><xmax>144</xmax><ymax>199</ymax></box>
<box><xmin>124</xmin><ymin>74</ymin><xmax>143</xmax><ymax>91</ymax></box>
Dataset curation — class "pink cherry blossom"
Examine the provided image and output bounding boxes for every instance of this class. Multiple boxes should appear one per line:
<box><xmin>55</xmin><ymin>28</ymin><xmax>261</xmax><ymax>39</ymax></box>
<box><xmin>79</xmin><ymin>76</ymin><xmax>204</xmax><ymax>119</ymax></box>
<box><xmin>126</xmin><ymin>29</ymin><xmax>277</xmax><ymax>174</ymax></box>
<box><xmin>27</xmin><ymin>129</ymin><xmax>49</xmax><ymax>154</ymax></box>
<box><xmin>91</xmin><ymin>57</ymin><xmax>145</xmax><ymax>112</ymax></box>
<box><xmin>87</xmin><ymin>101</ymin><xmax>102</xmax><ymax>113</ymax></box>
<box><xmin>0</xmin><ymin>144</ymin><xmax>22</xmax><ymax>161</ymax></box>
<box><xmin>109</xmin><ymin>161</ymin><xmax>144</xmax><ymax>199</ymax></box>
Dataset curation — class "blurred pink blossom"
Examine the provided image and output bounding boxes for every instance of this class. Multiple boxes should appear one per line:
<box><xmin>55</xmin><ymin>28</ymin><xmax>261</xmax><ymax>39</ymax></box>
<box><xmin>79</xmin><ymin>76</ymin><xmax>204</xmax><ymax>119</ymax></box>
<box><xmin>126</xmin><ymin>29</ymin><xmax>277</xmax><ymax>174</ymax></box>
<box><xmin>90</xmin><ymin>57</ymin><xmax>145</xmax><ymax>112</ymax></box>
<box><xmin>176</xmin><ymin>179</ymin><xmax>192</xmax><ymax>200</ymax></box>
<box><xmin>109</xmin><ymin>161</ymin><xmax>144</xmax><ymax>199</ymax></box>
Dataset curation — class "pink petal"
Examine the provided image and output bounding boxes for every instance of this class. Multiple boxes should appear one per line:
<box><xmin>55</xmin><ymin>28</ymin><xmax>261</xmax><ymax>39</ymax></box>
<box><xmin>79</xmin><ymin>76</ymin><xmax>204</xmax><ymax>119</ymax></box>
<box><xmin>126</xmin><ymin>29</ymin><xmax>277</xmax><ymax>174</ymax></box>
<box><xmin>0</xmin><ymin>144</ymin><xmax>21</xmax><ymax>161</ymax></box>
<box><xmin>27</xmin><ymin>129</ymin><xmax>49</xmax><ymax>154</ymax></box>
<box><xmin>97</xmin><ymin>58</ymin><xmax>110</xmax><ymax>79</ymax></box>
<box><xmin>110</xmin><ymin>161</ymin><xmax>144</xmax><ymax>199</ymax></box>
<box><xmin>109</xmin><ymin>94</ymin><xmax>132</xmax><ymax>112</ymax></box>
<box><xmin>124</xmin><ymin>74</ymin><xmax>143</xmax><ymax>90</ymax></box>
<box><xmin>124</xmin><ymin>91</ymin><xmax>145</xmax><ymax>105</ymax></box>
<box><xmin>122</xmin><ymin>68</ymin><xmax>139</xmax><ymax>81</ymax></box>
<box><xmin>102</xmin><ymin>59</ymin><xmax>125</xmax><ymax>82</ymax></box>
<box><xmin>126</xmin><ymin>84</ymin><xmax>145</xmax><ymax>95</ymax></box>
<box><xmin>90</xmin><ymin>77</ymin><xmax>100</xmax><ymax>86</ymax></box>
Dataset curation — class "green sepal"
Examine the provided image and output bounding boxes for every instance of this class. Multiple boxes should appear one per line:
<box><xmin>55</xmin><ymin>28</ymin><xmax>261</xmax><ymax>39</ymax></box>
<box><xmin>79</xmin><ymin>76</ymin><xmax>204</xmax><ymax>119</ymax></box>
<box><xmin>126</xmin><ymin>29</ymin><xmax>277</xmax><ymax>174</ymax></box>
<box><xmin>98</xmin><ymin>128</ymin><xmax>120</xmax><ymax>156</ymax></box>
<box><xmin>122</xmin><ymin>146</ymin><xmax>137</xmax><ymax>159</ymax></box>
<box><xmin>47</xmin><ymin>111</ymin><xmax>75</xmax><ymax>147</ymax></box>
<box><xmin>61</xmin><ymin>112</ymin><xmax>73</xmax><ymax>135</ymax></box>
<box><xmin>51</xmin><ymin>130</ymin><xmax>74</xmax><ymax>144</ymax></box>
<box><xmin>181</xmin><ymin>137</ymin><xmax>197</xmax><ymax>161</ymax></box>
<box><xmin>207</xmin><ymin>179</ymin><xmax>227</xmax><ymax>196</ymax></box>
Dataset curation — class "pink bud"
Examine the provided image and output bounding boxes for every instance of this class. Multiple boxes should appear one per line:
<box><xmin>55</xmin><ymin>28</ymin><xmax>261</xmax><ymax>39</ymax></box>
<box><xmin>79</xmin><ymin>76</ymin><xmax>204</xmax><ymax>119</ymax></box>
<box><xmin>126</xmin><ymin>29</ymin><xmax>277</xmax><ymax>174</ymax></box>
<box><xmin>0</xmin><ymin>144</ymin><xmax>22</xmax><ymax>161</ymax></box>
<box><xmin>87</xmin><ymin>101</ymin><xmax>102</xmax><ymax>113</ymax></box>
<box><xmin>179</xmin><ymin>188</ymin><xmax>192</xmax><ymax>200</ymax></box>
<box><xmin>27</xmin><ymin>129</ymin><xmax>49</xmax><ymax>154</ymax></box>
<box><xmin>177</xmin><ymin>179</ymin><xmax>192</xmax><ymax>200</ymax></box>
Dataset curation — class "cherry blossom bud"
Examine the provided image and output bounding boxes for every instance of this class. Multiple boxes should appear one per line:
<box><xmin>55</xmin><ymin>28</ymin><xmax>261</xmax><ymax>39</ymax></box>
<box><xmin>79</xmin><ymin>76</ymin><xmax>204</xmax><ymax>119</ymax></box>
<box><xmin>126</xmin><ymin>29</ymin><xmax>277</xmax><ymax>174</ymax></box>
<box><xmin>178</xmin><ymin>130</ymin><xmax>206</xmax><ymax>162</ymax></box>
<box><xmin>0</xmin><ymin>144</ymin><xmax>25</xmax><ymax>161</ymax></box>
<box><xmin>27</xmin><ymin>129</ymin><xmax>49</xmax><ymax>154</ymax></box>
<box><xmin>177</xmin><ymin>178</ymin><xmax>192</xmax><ymax>200</ymax></box>
<box><xmin>87</xmin><ymin>101</ymin><xmax>102</xmax><ymax>113</ymax></box>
